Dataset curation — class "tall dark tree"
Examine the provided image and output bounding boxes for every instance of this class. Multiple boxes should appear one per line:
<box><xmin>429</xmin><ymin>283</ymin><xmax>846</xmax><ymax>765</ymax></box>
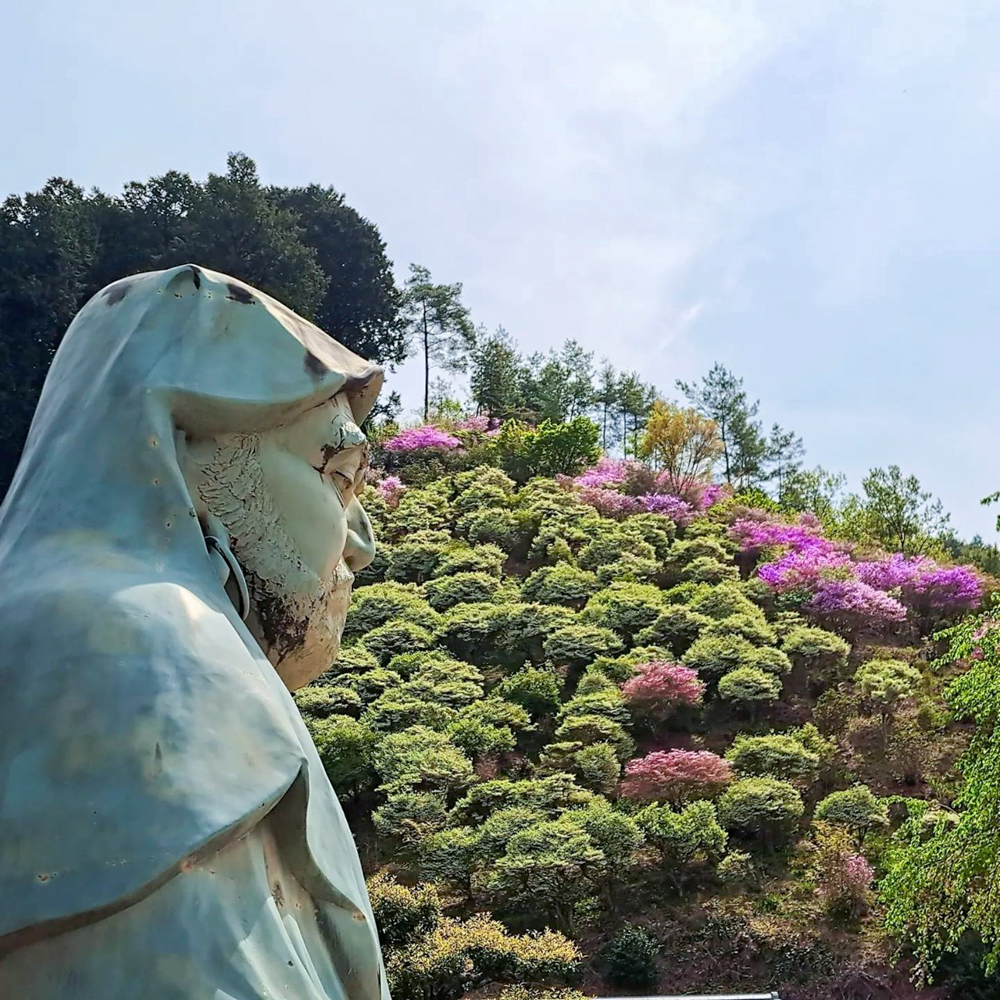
<box><xmin>271</xmin><ymin>183</ymin><xmax>405</xmax><ymax>366</ymax></box>
<box><xmin>763</xmin><ymin>423</ymin><xmax>804</xmax><ymax>501</ymax></box>
<box><xmin>0</xmin><ymin>153</ymin><xmax>405</xmax><ymax>494</ymax></box>
<box><xmin>594</xmin><ymin>360</ymin><xmax>621</xmax><ymax>452</ymax></box>
<box><xmin>618</xmin><ymin>372</ymin><xmax>656</xmax><ymax>458</ymax></box>
<box><xmin>677</xmin><ymin>364</ymin><xmax>767</xmax><ymax>488</ymax></box>
<box><xmin>470</xmin><ymin>326</ymin><xmax>523</xmax><ymax>420</ymax></box>
<box><xmin>400</xmin><ymin>264</ymin><xmax>476</xmax><ymax>421</ymax></box>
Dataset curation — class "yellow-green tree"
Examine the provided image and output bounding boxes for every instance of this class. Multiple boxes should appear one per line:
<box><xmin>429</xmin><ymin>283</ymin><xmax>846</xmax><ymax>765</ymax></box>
<box><xmin>640</xmin><ymin>400</ymin><xmax>722</xmax><ymax>495</ymax></box>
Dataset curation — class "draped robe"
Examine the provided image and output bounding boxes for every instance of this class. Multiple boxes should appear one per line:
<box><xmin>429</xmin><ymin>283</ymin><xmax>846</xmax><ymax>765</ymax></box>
<box><xmin>0</xmin><ymin>265</ymin><xmax>388</xmax><ymax>1000</ymax></box>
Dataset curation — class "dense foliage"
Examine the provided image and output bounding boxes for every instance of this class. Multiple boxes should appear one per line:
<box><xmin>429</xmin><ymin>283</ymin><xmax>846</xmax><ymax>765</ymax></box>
<box><xmin>294</xmin><ymin>432</ymin><xmax>993</xmax><ymax>999</ymax></box>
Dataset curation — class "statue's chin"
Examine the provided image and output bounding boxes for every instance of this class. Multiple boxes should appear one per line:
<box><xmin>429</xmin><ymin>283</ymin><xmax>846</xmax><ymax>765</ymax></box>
<box><xmin>247</xmin><ymin>573</ymin><xmax>353</xmax><ymax>692</ymax></box>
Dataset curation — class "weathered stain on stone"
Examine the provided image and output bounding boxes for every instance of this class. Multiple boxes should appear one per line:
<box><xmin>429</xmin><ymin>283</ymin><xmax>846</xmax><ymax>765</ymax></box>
<box><xmin>189</xmin><ymin>265</ymin><xmax>202</xmax><ymax>290</ymax></box>
<box><xmin>103</xmin><ymin>282</ymin><xmax>130</xmax><ymax>305</ymax></box>
<box><xmin>304</xmin><ymin>351</ymin><xmax>326</xmax><ymax>378</ymax></box>
<box><xmin>226</xmin><ymin>283</ymin><xmax>254</xmax><ymax>304</ymax></box>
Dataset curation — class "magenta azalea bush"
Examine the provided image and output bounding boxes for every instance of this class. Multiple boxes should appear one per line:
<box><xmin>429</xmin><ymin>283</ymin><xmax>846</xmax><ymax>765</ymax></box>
<box><xmin>619</xmin><ymin>749</ymin><xmax>732</xmax><ymax>804</ymax></box>
<box><xmin>730</xmin><ymin>512</ymin><xmax>981</xmax><ymax>625</ymax></box>
<box><xmin>376</xmin><ymin>476</ymin><xmax>406</xmax><ymax>506</ymax></box>
<box><xmin>384</xmin><ymin>426</ymin><xmax>462</xmax><ymax>453</ymax></box>
<box><xmin>622</xmin><ymin>661</ymin><xmax>705</xmax><ymax>717</ymax></box>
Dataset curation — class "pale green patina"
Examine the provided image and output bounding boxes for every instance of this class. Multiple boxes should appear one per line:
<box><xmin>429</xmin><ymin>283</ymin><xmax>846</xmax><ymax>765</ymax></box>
<box><xmin>0</xmin><ymin>265</ymin><xmax>388</xmax><ymax>999</ymax></box>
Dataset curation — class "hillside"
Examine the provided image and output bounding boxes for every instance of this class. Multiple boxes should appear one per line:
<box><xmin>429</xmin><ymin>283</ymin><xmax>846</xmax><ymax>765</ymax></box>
<box><xmin>296</xmin><ymin>420</ymin><xmax>988</xmax><ymax>1000</ymax></box>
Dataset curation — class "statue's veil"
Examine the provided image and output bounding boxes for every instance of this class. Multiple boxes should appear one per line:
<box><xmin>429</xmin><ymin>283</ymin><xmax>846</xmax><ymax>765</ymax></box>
<box><xmin>0</xmin><ymin>265</ymin><xmax>387</xmax><ymax>999</ymax></box>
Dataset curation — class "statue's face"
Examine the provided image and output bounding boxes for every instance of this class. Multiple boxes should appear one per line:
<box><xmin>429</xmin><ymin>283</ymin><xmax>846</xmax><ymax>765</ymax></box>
<box><xmin>186</xmin><ymin>393</ymin><xmax>376</xmax><ymax>690</ymax></box>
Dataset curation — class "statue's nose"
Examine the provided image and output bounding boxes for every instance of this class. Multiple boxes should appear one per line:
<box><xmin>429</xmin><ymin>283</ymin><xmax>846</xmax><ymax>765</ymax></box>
<box><xmin>344</xmin><ymin>499</ymin><xmax>376</xmax><ymax>573</ymax></box>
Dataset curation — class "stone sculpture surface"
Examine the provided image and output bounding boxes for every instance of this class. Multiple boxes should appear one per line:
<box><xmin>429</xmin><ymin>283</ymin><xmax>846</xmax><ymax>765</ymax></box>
<box><xmin>0</xmin><ymin>264</ymin><xmax>389</xmax><ymax>999</ymax></box>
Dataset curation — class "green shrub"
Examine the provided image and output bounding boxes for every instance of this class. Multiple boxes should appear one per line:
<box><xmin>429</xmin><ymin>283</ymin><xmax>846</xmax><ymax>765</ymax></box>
<box><xmin>634</xmin><ymin>799</ymin><xmax>727</xmax><ymax>869</ymax></box>
<box><xmin>582</xmin><ymin>582</ymin><xmax>665</xmax><ymax>644</ymax></box>
<box><xmin>601</xmin><ymin>926</ymin><xmax>658</xmax><ymax>990</ymax></box>
<box><xmin>751</xmin><ymin>645</ymin><xmax>793</xmax><ymax>675</ymax></box>
<box><xmin>717</xmin><ymin>849</ymin><xmax>759</xmax><ymax>889</ymax></box>
<box><xmin>661</xmin><ymin>581</ymin><xmax>710</xmax><ymax>605</ymax></box>
<box><xmin>495</xmin><ymin>417</ymin><xmax>601</xmax><ymax>483</ymax></box>
<box><xmin>521</xmin><ymin>563</ymin><xmax>598</xmax><ymax>607</ymax></box>
<box><xmin>458</xmin><ymin>507</ymin><xmax>527</xmax><ymax>551</ymax></box>
<box><xmin>814</xmin><ymin>786</ymin><xmax>889</xmax><ymax>840</ymax></box>
<box><xmin>418</xmin><ymin>826</ymin><xmax>482</xmax><ymax>894</ymax></box>
<box><xmin>385</xmin><ymin>649</ymin><xmax>458</xmax><ymax>678</ymax></box>
<box><xmin>489</xmin><ymin>818</ymin><xmax>604</xmax><ymax>931</ymax></box>
<box><xmin>703</xmin><ymin>612</ymin><xmax>777</xmax><ymax>646</ymax></box>
<box><xmin>362</xmin><ymin>619</ymin><xmax>434</xmax><ymax>665</ymax></box>
<box><xmin>497</xmin><ymin>603</ymin><xmax>576</xmax><ymax>665</ymax></box>
<box><xmin>477</xmin><ymin>806</ymin><xmax>541</xmax><ymax>862</ymax></box>
<box><xmin>622</xmin><ymin>513</ymin><xmax>676</xmax><ymax>559</ymax></box>
<box><xmin>450</xmin><ymin>773</ymin><xmax>596</xmax><ymax>825</ymax></box>
<box><xmin>448</xmin><ymin>699</ymin><xmax>531</xmax><ymax>759</ymax></box>
<box><xmin>422</xmin><ymin>571</ymin><xmax>499</xmax><ymax>611</ymax></box>
<box><xmin>717</xmin><ymin>777</ymin><xmax>804</xmax><ymax>844</ymax></box>
<box><xmin>555</xmin><ymin>712</ymin><xmax>635</xmax><ymax>761</ymax></box>
<box><xmin>338</xmin><ymin>667</ymin><xmax>404</xmax><ymax>704</ymax></box>
<box><xmin>307</xmin><ymin>714</ymin><xmax>378</xmax><ymax>798</ymax></box>
<box><xmin>681</xmin><ymin>555</ymin><xmax>739</xmax><ymax>584</ymax></box>
<box><xmin>725</xmin><ymin>734</ymin><xmax>821</xmax><ymax>781</ymax></box>
<box><xmin>636</xmin><ymin>605</ymin><xmax>713</xmax><ymax>656</ymax></box>
<box><xmin>453</xmin><ymin>482</ymin><xmax>513</xmax><ymax>517</ymax></box>
<box><xmin>386</xmin><ymin>529</ymin><xmax>452</xmax><ymax>583</ymax></box>
<box><xmin>669</xmin><ymin>535</ymin><xmax>734</xmax><ymax>565</ymax></box>
<box><xmin>436</xmin><ymin>602</ymin><xmax>506</xmax><ymax>662</ymax></box>
<box><xmin>539</xmin><ymin>741</ymin><xmax>621</xmax><ymax>794</ymax></box>
<box><xmin>782</xmin><ymin>625</ymin><xmax>851</xmax><ymax>675</ymax></box>
<box><xmin>373</xmin><ymin>789</ymin><xmax>450</xmax><ymax>846</ymax></box>
<box><xmin>373</xmin><ymin>725</ymin><xmax>474</xmax><ymax>794</ymax></box>
<box><xmin>363</xmin><ymin>692</ymin><xmax>459</xmax><ymax>732</ymax></box>
<box><xmin>387</xmin><ymin>914</ymin><xmax>581</xmax><ymax>1000</ymax></box>
<box><xmin>498</xmin><ymin>667</ymin><xmax>563</xmax><ymax>718</ymax></box>
<box><xmin>578</xmin><ymin>532</ymin><xmax>657</xmax><ymax>571</ymax></box>
<box><xmin>682</xmin><ymin>634</ymin><xmax>759</xmax><ymax>679</ymax></box>
<box><xmin>717</xmin><ymin>666</ymin><xmax>783</xmax><ymax>707</ymax></box>
<box><xmin>562</xmin><ymin>801</ymin><xmax>644</xmax><ymax>870</ymax></box>
<box><xmin>367</xmin><ymin>871</ymin><xmax>442</xmax><ymax>951</ymax></box>
<box><xmin>854</xmin><ymin>658</ymin><xmax>922</xmax><ymax>722</ymax></box>
<box><xmin>689</xmin><ymin>583</ymin><xmax>761</xmax><ymax>621</ymax></box>
<box><xmin>558</xmin><ymin>687</ymin><xmax>631</xmax><ymax>727</ymax></box>
<box><xmin>294</xmin><ymin>684</ymin><xmax>362</xmax><ymax>718</ymax></box>
<box><xmin>386</xmin><ymin>489</ymin><xmax>451</xmax><ymax>537</ymax></box>
<box><xmin>399</xmin><ymin>656</ymin><xmax>485</xmax><ymax>706</ymax></box>
<box><xmin>344</xmin><ymin>582</ymin><xmax>438</xmax><ymax>640</ymax></box>
<box><xmin>431</xmin><ymin>543</ymin><xmax>507</xmax><ymax>578</ymax></box>
<box><xmin>451</xmin><ymin>464</ymin><xmax>517</xmax><ymax>497</ymax></box>
<box><xmin>544</xmin><ymin>623</ymin><xmax>623</xmax><ymax>669</ymax></box>
<box><xmin>588</xmin><ymin>646</ymin><xmax>672</xmax><ymax>684</ymax></box>
<box><xmin>594</xmin><ymin>555</ymin><xmax>662</xmax><ymax>586</ymax></box>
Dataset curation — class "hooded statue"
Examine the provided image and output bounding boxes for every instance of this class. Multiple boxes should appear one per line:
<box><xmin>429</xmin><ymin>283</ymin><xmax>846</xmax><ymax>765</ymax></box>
<box><xmin>0</xmin><ymin>264</ymin><xmax>390</xmax><ymax>999</ymax></box>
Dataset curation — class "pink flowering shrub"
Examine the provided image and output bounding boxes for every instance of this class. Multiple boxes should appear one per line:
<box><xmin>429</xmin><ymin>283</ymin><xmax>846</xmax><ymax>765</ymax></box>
<box><xmin>384</xmin><ymin>426</ymin><xmax>462</xmax><ymax>453</ymax></box>
<box><xmin>454</xmin><ymin>414</ymin><xmax>493</xmax><ymax>432</ymax></box>
<box><xmin>621</xmin><ymin>661</ymin><xmax>705</xmax><ymax>720</ymax></box>
<box><xmin>376</xmin><ymin>476</ymin><xmax>406</xmax><ymax>506</ymax></box>
<box><xmin>640</xmin><ymin>494</ymin><xmax>695</xmax><ymax>524</ymax></box>
<box><xmin>819</xmin><ymin>850</ymin><xmax>874</xmax><ymax>923</ymax></box>
<box><xmin>619</xmin><ymin>749</ymin><xmax>732</xmax><ymax>804</ymax></box>
<box><xmin>575</xmin><ymin>486</ymin><xmax>646</xmax><ymax>517</ymax></box>
<box><xmin>806</xmin><ymin>579</ymin><xmax>907</xmax><ymax>633</ymax></box>
<box><xmin>574</xmin><ymin>457</ymin><xmax>635</xmax><ymax>489</ymax></box>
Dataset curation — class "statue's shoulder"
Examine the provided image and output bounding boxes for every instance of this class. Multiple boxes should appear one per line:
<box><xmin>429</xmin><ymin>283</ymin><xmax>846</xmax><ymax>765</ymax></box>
<box><xmin>0</xmin><ymin>559</ymin><xmax>308</xmax><ymax>947</ymax></box>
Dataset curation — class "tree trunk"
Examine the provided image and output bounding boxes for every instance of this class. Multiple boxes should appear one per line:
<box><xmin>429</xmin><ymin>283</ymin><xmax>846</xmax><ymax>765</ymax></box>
<box><xmin>422</xmin><ymin>305</ymin><xmax>430</xmax><ymax>421</ymax></box>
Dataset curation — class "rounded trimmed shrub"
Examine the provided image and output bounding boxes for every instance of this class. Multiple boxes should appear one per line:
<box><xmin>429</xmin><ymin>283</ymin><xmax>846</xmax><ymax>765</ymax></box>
<box><xmin>702</xmin><ymin>612</ymin><xmax>777</xmax><ymax>646</ymax></box>
<box><xmin>682</xmin><ymin>634</ymin><xmax>759</xmax><ymax>679</ymax></box>
<box><xmin>717</xmin><ymin>776</ymin><xmax>804</xmax><ymax>844</ymax></box>
<box><xmin>637</xmin><ymin>605</ymin><xmax>713</xmax><ymax>656</ymax></box>
<box><xmin>521</xmin><ymin>563</ymin><xmax>599</xmax><ymax>607</ymax></box>
<box><xmin>431</xmin><ymin>543</ymin><xmax>507</xmax><ymax>578</ymax></box>
<box><xmin>422</xmin><ymin>571</ymin><xmax>500</xmax><ymax>611</ymax></box>
<box><xmin>544</xmin><ymin>623</ymin><xmax>624</xmax><ymax>669</ymax></box>
<box><xmin>725</xmin><ymin>733</ymin><xmax>821</xmax><ymax>781</ymax></box>
<box><xmin>362</xmin><ymin>620</ymin><xmax>434</xmax><ymax>666</ymax></box>
<box><xmin>717</xmin><ymin>666</ymin><xmax>782</xmax><ymax>707</ymax></box>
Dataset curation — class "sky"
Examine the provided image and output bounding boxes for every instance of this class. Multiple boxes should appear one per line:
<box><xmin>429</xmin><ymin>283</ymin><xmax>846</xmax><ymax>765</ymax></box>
<box><xmin>3</xmin><ymin>0</ymin><xmax>999</xmax><ymax>541</ymax></box>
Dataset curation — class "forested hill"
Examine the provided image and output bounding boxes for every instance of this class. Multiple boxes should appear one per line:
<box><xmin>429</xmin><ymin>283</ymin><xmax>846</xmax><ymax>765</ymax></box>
<box><xmin>8</xmin><ymin>155</ymin><xmax>1000</xmax><ymax>999</ymax></box>
<box><xmin>296</xmin><ymin>419</ymin><xmax>995</xmax><ymax>1000</ymax></box>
